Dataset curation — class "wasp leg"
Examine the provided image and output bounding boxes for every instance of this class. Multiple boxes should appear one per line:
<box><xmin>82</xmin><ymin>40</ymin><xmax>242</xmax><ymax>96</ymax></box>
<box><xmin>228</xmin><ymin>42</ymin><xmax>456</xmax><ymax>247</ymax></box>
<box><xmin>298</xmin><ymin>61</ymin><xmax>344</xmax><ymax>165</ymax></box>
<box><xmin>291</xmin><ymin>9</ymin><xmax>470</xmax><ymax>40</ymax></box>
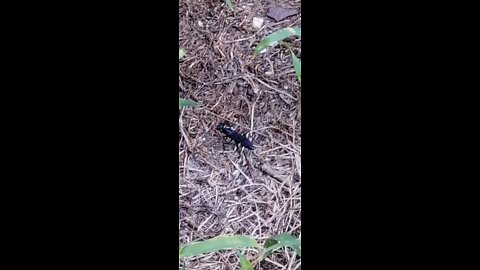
<box><xmin>233</xmin><ymin>142</ymin><xmax>239</xmax><ymax>152</ymax></box>
<box><xmin>221</xmin><ymin>137</ymin><xmax>237</xmax><ymax>152</ymax></box>
<box><xmin>242</xmin><ymin>133</ymin><xmax>254</xmax><ymax>150</ymax></box>
<box><xmin>222</xmin><ymin>136</ymin><xmax>233</xmax><ymax>149</ymax></box>
<box><xmin>222</xmin><ymin>136</ymin><xmax>228</xmax><ymax>150</ymax></box>
<box><xmin>222</xmin><ymin>141</ymin><xmax>228</xmax><ymax>151</ymax></box>
<box><xmin>223</xmin><ymin>143</ymin><xmax>236</xmax><ymax>152</ymax></box>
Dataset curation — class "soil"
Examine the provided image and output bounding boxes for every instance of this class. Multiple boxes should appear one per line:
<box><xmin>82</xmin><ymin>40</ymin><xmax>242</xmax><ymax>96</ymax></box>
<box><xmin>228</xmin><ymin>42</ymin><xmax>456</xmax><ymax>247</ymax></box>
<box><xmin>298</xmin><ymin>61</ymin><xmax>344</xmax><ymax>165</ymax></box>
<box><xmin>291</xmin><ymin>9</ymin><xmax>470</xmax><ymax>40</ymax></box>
<box><xmin>179</xmin><ymin>1</ymin><xmax>301</xmax><ymax>269</ymax></box>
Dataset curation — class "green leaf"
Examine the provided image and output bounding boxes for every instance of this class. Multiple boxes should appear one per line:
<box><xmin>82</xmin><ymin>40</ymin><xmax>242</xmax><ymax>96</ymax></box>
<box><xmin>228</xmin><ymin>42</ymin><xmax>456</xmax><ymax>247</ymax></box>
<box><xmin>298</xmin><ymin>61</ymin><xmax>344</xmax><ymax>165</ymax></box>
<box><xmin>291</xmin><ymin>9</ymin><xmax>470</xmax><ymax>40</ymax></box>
<box><xmin>179</xmin><ymin>98</ymin><xmax>199</xmax><ymax>107</ymax></box>
<box><xmin>237</xmin><ymin>251</ymin><xmax>254</xmax><ymax>270</ymax></box>
<box><xmin>224</xmin><ymin>0</ymin><xmax>234</xmax><ymax>10</ymax></box>
<box><xmin>254</xmin><ymin>27</ymin><xmax>301</xmax><ymax>56</ymax></box>
<box><xmin>179</xmin><ymin>235</ymin><xmax>260</xmax><ymax>258</ymax></box>
<box><xmin>294</xmin><ymin>28</ymin><xmax>301</xmax><ymax>37</ymax></box>
<box><xmin>263</xmin><ymin>233</ymin><xmax>301</xmax><ymax>257</ymax></box>
<box><xmin>179</xmin><ymin>48</ymin><xmax>186</xmax><ymax>60</ymax></box>
<box><xmin>291</xmin><ymin>52</ymin><xmax>301</xmax><ymax>83</ymax></box>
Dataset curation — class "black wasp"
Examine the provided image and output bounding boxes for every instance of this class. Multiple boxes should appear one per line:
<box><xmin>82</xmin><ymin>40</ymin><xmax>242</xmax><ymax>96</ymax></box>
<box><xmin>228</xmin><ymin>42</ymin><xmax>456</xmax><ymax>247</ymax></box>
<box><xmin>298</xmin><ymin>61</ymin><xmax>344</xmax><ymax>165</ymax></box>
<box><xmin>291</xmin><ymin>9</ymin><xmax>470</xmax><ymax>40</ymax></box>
<box><xmin>217</xmin><ymin>122</ymin><xmax>254</xmax><ymax>150</ymax></box>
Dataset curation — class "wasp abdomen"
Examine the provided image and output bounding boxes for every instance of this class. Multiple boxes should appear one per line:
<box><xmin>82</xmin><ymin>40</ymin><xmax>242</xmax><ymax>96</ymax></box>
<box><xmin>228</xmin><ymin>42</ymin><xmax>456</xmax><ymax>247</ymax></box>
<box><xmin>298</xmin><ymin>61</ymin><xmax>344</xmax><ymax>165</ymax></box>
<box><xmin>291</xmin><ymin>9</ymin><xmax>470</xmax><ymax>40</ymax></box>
<box><xmin>217</xmin><ymin>123</ymin><xmax>254</xmax><ymax>150</ymax></box>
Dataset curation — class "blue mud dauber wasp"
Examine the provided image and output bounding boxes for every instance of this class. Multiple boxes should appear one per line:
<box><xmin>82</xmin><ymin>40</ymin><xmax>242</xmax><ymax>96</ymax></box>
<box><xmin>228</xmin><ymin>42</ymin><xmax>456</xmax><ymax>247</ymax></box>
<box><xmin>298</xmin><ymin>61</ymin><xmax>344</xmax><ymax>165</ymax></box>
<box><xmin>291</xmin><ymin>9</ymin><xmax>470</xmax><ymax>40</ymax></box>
<box><xmin>217</xmin><ymin>122</ymin><xmax>254</xmax><ymax>151</ymax></box>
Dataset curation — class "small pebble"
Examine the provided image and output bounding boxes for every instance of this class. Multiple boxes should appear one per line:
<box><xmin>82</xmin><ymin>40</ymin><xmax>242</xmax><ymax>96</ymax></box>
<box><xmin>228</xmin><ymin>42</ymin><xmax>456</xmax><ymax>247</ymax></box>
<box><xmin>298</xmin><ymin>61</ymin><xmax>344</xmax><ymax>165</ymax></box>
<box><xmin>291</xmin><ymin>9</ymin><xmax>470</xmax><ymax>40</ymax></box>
<box><xmin>252</xmin><ymin>17</ymin><xmax>264</xmax><ymax>29</ymax></box>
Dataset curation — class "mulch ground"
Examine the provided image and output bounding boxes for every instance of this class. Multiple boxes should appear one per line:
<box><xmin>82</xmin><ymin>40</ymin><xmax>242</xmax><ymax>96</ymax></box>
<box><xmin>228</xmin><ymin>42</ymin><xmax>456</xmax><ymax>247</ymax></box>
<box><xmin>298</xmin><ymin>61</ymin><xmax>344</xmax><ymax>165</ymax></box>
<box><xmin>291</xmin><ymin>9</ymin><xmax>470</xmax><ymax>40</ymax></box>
<box><xmin>179</xmin><ymin>0</ymin><xmax>301</xmax><ymax>269</ymax></box>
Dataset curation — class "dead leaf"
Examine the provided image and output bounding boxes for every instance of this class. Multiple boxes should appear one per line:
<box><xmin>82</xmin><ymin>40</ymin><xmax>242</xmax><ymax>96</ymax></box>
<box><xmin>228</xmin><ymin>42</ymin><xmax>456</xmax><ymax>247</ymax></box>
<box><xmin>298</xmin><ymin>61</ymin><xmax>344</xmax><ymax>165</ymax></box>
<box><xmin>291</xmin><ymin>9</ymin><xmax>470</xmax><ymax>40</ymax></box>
<box><xmin>266</xmin><ymin>6</ymin><xmax>299</xmax><ymax>22</ymax></box>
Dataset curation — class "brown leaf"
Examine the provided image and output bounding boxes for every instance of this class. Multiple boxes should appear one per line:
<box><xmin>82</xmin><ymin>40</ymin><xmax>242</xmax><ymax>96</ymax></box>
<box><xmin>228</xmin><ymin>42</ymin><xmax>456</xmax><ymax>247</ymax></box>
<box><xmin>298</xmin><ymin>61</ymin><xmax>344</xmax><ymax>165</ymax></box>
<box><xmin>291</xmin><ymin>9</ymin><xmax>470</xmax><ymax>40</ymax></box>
<box><xmin>266</xmin><ymin>6</ymin><xmax>299</xmax><ymax>22</ymax></box>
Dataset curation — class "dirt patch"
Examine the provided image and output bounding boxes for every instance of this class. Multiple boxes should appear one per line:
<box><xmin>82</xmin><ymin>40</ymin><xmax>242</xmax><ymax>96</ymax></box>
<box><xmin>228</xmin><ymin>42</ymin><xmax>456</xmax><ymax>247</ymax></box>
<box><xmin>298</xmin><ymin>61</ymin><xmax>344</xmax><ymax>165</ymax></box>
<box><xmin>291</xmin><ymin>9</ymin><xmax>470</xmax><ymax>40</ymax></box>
<box><xmin>180</xmin><ymin>0</ymin><xmax>301</xmax><ymax>269</ymax></box>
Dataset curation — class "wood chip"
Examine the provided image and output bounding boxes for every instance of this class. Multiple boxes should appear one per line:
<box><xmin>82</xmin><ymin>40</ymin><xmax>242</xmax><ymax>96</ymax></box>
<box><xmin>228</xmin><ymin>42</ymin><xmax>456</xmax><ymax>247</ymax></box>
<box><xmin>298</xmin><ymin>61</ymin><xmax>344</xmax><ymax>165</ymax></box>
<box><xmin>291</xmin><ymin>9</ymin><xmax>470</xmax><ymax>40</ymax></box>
<box><xmin>266</xmin><ymin>6</ymin><xmax>299</xmax><ymax>22</ymax></box>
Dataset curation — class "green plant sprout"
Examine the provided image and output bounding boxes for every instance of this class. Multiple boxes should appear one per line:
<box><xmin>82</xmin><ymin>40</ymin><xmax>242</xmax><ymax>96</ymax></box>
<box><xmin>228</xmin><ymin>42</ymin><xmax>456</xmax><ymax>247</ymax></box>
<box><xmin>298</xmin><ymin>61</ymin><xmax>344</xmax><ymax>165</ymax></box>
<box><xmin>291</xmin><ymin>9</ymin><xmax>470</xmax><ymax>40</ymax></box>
<box><xmin>179</xmin><ymin>48</ymin><xmax>200</xmax><ymax>108</ymax></box>
<box><xmin>224</xmin><ymin>0</ymin><xmax>234</xmax><ymax>11</ymax></box>
<box><xmin>179</xmin><ymin>233</ymin><xmax>301</xmax><ymax>269</ymax></box>
<box><xmin>254</xmin><ymin>27</ymin><xmax>301</xmax><ymax>83</ymax></box>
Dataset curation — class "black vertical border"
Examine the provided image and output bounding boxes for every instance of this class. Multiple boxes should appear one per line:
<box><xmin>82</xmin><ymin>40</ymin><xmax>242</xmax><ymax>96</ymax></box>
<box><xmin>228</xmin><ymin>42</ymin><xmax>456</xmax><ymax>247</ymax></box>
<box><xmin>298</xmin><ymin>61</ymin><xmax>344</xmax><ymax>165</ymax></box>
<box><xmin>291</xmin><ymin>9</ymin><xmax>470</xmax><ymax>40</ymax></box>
<box><xmin>1</xmin><ymin>1</ymin><xmax>179</xmax><ymax>268</ymax></box>
<box><xmin>303</xmin><ymin>1</ymin><xmax>474</xmax><ymax>268</ymax></box>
